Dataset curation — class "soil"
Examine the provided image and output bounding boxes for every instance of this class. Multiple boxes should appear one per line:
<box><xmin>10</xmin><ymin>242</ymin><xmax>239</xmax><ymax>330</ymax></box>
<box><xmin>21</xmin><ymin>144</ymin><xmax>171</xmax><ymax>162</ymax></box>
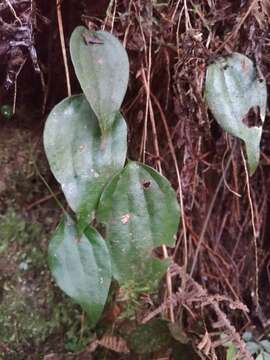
<box><xmin>1</xmin><ymin>0</ymin><xmax>270</xmax><ymax>359</ymax></box>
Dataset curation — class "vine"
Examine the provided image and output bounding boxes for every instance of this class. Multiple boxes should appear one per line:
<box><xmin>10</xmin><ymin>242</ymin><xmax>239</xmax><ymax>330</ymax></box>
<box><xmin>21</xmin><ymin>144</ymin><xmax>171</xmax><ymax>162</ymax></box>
<box><xmin>43</xmin><ymin>25</ymin><xmax>180</xmax><ymax>327</ymax></box>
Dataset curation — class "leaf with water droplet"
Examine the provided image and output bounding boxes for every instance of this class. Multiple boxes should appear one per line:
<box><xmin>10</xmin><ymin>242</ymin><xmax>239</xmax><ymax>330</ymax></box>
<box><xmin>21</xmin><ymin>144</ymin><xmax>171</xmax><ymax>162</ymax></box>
<box><xmin>48</xmin><ymin>215</ymin><xmax>111</xmax><ymax>327</ymax></box>
<box><xmin>70</xmin><ymin>26</ymin><xmax>129</xmax><ymax>133</ymax></box>
<box><xmin>205</xmin><ymin>52</ymin><xmax>267</xmax><ymax>174</ymax></box>
<box><xmin>44</xmin><ymin>94</ymin><xmax>127</xmax><ymax>229</ymax></box>
<box><xmin>96</xmin><ymin>161</ymin><xmax>180</xmax><ymax>291</ymax></box>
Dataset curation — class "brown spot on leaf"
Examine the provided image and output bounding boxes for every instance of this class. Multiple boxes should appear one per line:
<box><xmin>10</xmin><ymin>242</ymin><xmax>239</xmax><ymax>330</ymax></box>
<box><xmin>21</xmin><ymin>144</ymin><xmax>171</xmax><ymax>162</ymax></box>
<box><xmin>142</xmin><ymin>180</ymin><xmax>151</xmax><ymax>189</ymax></box>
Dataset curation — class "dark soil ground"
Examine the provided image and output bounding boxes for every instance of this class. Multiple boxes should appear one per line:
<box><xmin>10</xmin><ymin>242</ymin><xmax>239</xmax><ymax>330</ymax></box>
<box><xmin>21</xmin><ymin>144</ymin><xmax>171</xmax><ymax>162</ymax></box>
<box><xmin>1</xmin><ymin>0</ymin><xmax>270</xmax><ymax>359</ymax></box>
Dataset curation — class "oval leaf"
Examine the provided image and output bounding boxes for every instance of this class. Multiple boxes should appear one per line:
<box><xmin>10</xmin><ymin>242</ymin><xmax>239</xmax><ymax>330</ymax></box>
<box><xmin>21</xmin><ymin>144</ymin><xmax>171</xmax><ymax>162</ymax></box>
<box><xmin>48</xmin><ymin>215</ymin><xmax>111</xmax><ymax>327</ymax></box>
<box><xmin>205</xmin><ymin>52</ymin><xmax>267</xmax><ymax>174</ymax></box>
<box><xmin>44</xmin><ymin>94</ymin><xmax>127</xmax><ymax>228</ymax></box>
<box><xmin>96</xmin><ymin>161</ymin><xmax>180</xmax><ymax>291</ymax></box>
<box><xmin>70</xmin><ymin>26</ymin><xmax>129</xmax><ymax>133</ymax></box>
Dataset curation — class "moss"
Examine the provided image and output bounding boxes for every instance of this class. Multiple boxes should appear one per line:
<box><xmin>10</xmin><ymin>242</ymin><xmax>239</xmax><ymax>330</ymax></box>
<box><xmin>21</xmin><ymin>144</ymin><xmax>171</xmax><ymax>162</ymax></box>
<box><xmin>0</xmin><ymin>287</ymin><xmax>50</xmax><ymax>344</ymax></box>
<box><xmin>0</xmin><ymin>128</ymin><xmax>94</xmax><ymax>357</ymax></box>
<box><xmin>0</xmin><ymin>208</ymin><xmax>42</xmax><ymax>245</ymax></box>
<box><xmin>0</xmin><ymin>209</ymin><xmax>92</xmax><ymax>357</ymax></box>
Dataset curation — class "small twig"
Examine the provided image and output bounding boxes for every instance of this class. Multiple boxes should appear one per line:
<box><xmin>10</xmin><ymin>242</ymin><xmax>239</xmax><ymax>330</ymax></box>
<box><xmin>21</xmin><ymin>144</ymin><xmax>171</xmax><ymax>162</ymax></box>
<box><xmin>0</xmin><ymin>0</ymin><xmax>26</xmax><ymax>12</ymax></box>
<box><xmin>240</xmin><ymin>147</ymin><xmax>259</xmax><ymax>310</ymax></box>
<box><xmin>5</xmin><ymin>0</ymin><xmax>22</xmax><ymax>26</ymax></box>
<box><xmin>189</xmin><ymin>143</ymin><xmax>236</xmax><ymax>277</ymax></box>
<box><xmin>171</xmin><ymin>0</ymin><xmax>181</xmax><ymax>22</ymax></box>
<box><xmin>175</xmin><ymin>265</ymin><xmax>253</xmax><ymax>360</ymax></box>
<box><xmin>141</xmin><ymin>63</ymin><xmax>174</xmax><ymax>322</ymax></box>
<box><xmin>214</xmin><ymin>0</ymin><xmax>258</xmax><ymax>53</ymax></box>
<box><xmin>138</xmin><ymin>5</ymin><xmax>153</xmax><ymax>163</ymax></box>
<box><xmin>151</xmin><ymin>93</ymin><xmax>189</xmax><ymax>286</ymax></box>
<box><xmin>56</xmin><ymin>0</ymin><xmax>71</xmax><ymax>96</ymax></box>
<box><xmin>176</xmin><ymin>6</ymin><xmax>184</xmax><ymax>59</ymax></box>
<box><xmin>110</xmin><ymin>0</ymin><xmax>117</xmax><ymax>33</ymax></box>
<box><xmin>25</xmin><ymin>191</ymin><xmax>61</xmax><ymax>210</ymax></box>
<box><xmin>123</xmin><ymin>0</ymin><xmax>133</xmax><ymax>48</ymax></box>
<box><xmin>141</xmin><ymin>68</ymin><xmax>161</xmax><ymax>172</ymax></box>
<box><xmin>184</xmin><ymin>0</ymin><xmax>192</xmax><ymax>30</ymax></box>
<box><xmin>222</xmin><ymin>145</ymin><xmax>241</xmax><ymax>198</ymax></box>
<box><xmin>12</xmin><ymin>58</ymin><xmax>27</xmax><ymax>114</ymax></box>
<box><xmin>102</xmin><ymin>0</ymin><xmax>114</xmax><ymax>31</ymax></box>
<box><xmin>33</xmin><ymin>162</ymin><xmax>67</xmax><ymax>215</ymax></box>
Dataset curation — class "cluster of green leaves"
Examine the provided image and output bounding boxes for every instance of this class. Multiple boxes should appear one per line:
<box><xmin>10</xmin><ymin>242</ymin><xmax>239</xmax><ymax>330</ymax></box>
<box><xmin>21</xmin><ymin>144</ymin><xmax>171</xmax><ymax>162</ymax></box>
<box><xmin>43</xmin><ymin>26</ymin><xmax>180</xmax><ymax>328</ymax></box>
<box><xmin>226</xmin><ymin>332</ymin><xmax>270</xmax><ymax>360</ymax></box>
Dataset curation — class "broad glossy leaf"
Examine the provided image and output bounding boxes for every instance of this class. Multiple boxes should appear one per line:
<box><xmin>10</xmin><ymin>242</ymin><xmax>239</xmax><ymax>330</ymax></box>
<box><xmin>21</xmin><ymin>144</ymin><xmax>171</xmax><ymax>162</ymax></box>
<box><xmin>97</xmin><ymin>161</ymin><xmax>180</xmax><ymax>291</ymax></box>
<box><xmin>48</xmin><ymin>215</ymin><xmax>111</xmax><ymax>327</ymax></box>
<box><xmin>70</xmin><ymin>26</ymin><xmax>129</xmax><ymax>133</ymax></box>
<box><xmin>44</xmin><ymin>94</ymin><xmax>127</xmax><ymax>228</ymax></box>
<box><xmin>205</xmin><ymin>52</ymin><xmax>267</xmax><ymax>174</ymax></box>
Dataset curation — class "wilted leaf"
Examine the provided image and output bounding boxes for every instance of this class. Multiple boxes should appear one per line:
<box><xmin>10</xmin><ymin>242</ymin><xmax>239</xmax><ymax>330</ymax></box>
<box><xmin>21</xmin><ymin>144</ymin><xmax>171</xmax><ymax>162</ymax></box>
<box><xmin>48</xmin><ymin>215</ymin><xmax>111</xmax><ymax>327</ymax></box>
<box><xmin>205</xmin><ymin>52</ymin><xmax>267</xmax><ymax>174</ymax></box>
<box><xmin>97</xmin><ymin>161</ymin><xmax>180</xmax><ymax>291</ymax></box>
<box><xmin>43</xmin><ymin>94</ymin><xmax>127</xmax><ymax>228</ymax></box>
<box><xmin>70</xmin><ymin>26</ymin><xmax>129</xmax><ymax>133</ymax></box>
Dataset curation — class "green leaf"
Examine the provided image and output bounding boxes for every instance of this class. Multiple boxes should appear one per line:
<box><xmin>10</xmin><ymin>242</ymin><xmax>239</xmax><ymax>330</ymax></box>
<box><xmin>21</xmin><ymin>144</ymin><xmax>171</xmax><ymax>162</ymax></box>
<box><xmin>226</xmin><ymin>344</ymin><xmax>237</xmax><ymax>360</ymax></box>
<box><xmin>243</xmin><ymin>331</ymin><xmax>253</xmax><ymax>342</ymax></box>
<box><xmin>205</xmin><ymin>52</ymin><xmax>267</xmax><ymax>175</ymax></box>
<box><xmin>246</xmin><ymin>341</ymin><xmax>260</xmax><ymax>354</ymax></box>
<box><xmin>97</xmin><ymin>161</ymin><xmax>180</xmax><ymax>291</ymax></box>
<box><xmin>43</xmin><ymin>94</ymin><xmax>127</xmax><ymax>228</ymax></box>
<box><xmin>262</xmin><ymin>352</ymin><xmax>270</xmax><ymax>360</ymax></box>
<box><xmin>70</xmin><ymin>26</ymin><xmax>129</xmax><ymax>133</ymax></box>
<box><xmin>48</xmin><ymin>215</ymin><xmax>111</xmax><ymax>327</ymax></box>
<box><xmin>260</xmin><ymin>340</ymin><xmax>270</xmax><ymax>353</ymax></box>
<box><xmin>127</xmin><ymin>319</ymin><xmax>172</xmax><ymax>354</ymax></box>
